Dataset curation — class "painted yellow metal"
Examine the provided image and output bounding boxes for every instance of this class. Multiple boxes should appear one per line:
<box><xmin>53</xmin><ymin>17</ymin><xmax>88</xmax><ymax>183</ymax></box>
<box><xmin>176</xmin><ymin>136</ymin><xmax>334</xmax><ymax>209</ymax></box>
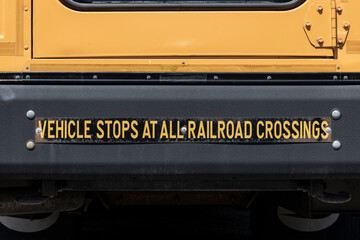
<box><xmin>303</xmin><ymin>0</ymin><xmax>334</xmax><ymax>47</ymax></box>
<box><xmin>1</xmin><ymin>0</ymin><xmax>360</xmax><ymax>72</ymax></box>
<box><xmin>33</xmin><ymin>0</ymin><xmax>333</xmax><ymax>58</ymax></box>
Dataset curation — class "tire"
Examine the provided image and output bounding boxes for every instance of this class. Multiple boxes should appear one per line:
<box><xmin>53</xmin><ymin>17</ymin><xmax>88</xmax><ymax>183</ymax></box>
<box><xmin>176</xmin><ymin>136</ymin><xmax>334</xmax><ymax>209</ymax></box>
<box><xmin>250</xmin><ymin>193</ymin><xmax>360</xmax><ymax>240</ymax></box>
<box><xmin>0</xmin><ymin>212</ymin><xmax>80</xmax><ymax>240</ymax></box>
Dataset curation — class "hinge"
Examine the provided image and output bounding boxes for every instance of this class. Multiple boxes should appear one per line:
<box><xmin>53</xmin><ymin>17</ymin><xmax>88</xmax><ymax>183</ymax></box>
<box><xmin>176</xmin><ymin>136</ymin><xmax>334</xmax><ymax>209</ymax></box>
<box><xmin>303</xmin><ymin>0</ymin><xmax>335</xmax><ymax>48</ymax></box>
<box><xmin>335</xmin><ymin>0</ymin><xmax>350</xmax><ymax>49</ymax></box>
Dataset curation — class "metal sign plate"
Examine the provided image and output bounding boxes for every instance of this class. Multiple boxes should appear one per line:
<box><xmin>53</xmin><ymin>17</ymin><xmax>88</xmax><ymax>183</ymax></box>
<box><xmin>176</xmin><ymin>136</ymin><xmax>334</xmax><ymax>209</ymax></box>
<box><xmin>35</xmin><ymin>117</ymin><xmax>332</xmax><ymax>144</ymax></box>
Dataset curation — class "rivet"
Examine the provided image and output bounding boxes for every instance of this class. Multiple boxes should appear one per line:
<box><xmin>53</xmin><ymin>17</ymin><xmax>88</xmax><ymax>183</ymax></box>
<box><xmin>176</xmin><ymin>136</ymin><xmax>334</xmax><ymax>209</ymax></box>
<box><xmin>331</xmin><ymin>109</ymin><xmax>341</xmax><ymax>120</ymax></box>
<box><xmin>337</xmin><ymin>38</ymin><xmax>344</xmax><ymax>46</ymax></box>
<box><xmin>15</xmin><ymin>75</ymin><xmax>20</xmax><ymax>80</ymax></box>
<box><xmin>26</xmin><ymin>75</ymin><xmax>30</xmax><ymax>79</ymax></box>
<box><xmin>333</xmin><ymin>76</ymin><xmax>338</xmax><ymax>80</ymax></box>
<box><xmin>36</xmin><ymin>127</ymin><xmax>42</xmax><ymax>134</ymax></box>
<box><xmin>24</xmin><ymin>7</ymin><xmax>28</xmax><ymax>12</ymax></box>
<box><xmin>24</xmin><ymin>45</ymin><xmax>29</xmax><ymax>50</ymax></box>
<box><xmin>26</xmin><ymin>140</ymin><xmax>35</xmax><ymax>151</ymax></box>
<box><xmin>181</xmin><ymin>126</ymin><xmax>187</xmax><ymax>134</ymax></box>
<box><xmin>146</xmin><ymin>75</ymin><xmax>151</xmax><ymax>80</ymax></box>
<box><xmin>214</xmin><ymin>76</ymin><xmax>219</xmax><ymax>80</ymax></box>
<box><xmin>326</xmin><ymin>127</ymin><xmax>331</xmax><ymax>133</ymax></box>
<box><xmin>337</xmin><ymin>66</ymin><xmax>341</xmax><ymax>70</ymax></box>
<box><xmin>343</xmin><ymin>76</ymin><xmax>348</xmax><ymax>80</ymax></box>
<box><xmin>182</xmin><ymin>62</ymin><xmax>185</xmax><ymax>65</ymax></box>
<box><xmin>267</xmin><ymin>76</ymin><xmax>272</xmax><ymax>80</ymax></box>
<box><xmin>25</xmin><ymin>66</ymin><xmax>29</xmax><ymax>70</ymax></box>
<box><xmin>317</xmin><ymin>37</ymin><xmax>324</xmax><ymax>46</ymax></box>
<box><xmin>317</xmin><ymin>6</ymin><xmax>323</xmax><ymax>14</ymax></box>
<box><xmin>332</xmin><ymin>140</ymin><xmax>341</xmax><ymax>150</ymax></box>
<box><xmin>26</xmin><ymin>110</ymin><xmax>35</xmax><ymax>120</ymax></box>
<box><xmin>305</xmin><ymin>22</ymin><xmax>311</xmax><ymax>30</ymax></box>
<box><xmin>93</xmin><ymin>75</ymin><xmax>97</xmax><ymax>79</ymax></box>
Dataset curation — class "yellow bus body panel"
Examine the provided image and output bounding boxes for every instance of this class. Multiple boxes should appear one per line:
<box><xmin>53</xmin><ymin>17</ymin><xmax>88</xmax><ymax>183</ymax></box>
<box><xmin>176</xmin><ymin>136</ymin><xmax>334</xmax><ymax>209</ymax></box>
<box><xmin>0</xmin><ymin>0</ymin><xmax>359</xmax><ymax>72</ymax></box>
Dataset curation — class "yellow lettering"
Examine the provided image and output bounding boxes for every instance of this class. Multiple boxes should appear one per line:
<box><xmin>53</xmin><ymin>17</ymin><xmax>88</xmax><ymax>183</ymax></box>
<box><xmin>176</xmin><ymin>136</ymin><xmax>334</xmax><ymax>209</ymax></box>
<box><xmin>244</xmin><ymin>121</ymin><xmax>252</xmax><ymax>139</ymax></box>
<box><xmin>160</xmin><ymin>121</ymin><xmax>169</xmax><ymax>138</ymax></box>
<box><xmin>169</xmin><ymin>121</ymin><xmax>177</xmax><ymax>139</ymax></box>
<box><xmin>283</xmin><ymin>121</ymin><xmax>291</xmax><ymax>139</ymax></box>
<box><xmin>274</xmin><ymin>121</ymin><xmax>282</xmax><ymax>139</ymax></box>
<box><xmin>113</xmin><ymin>120</ymin><xmax>121</xmax><ymax>139</ymax></box>
<box><xmin>198</xmin><ymin>121</ymin><xmax>206</xmax><ymax>139</ymax></box>
<box><xmin>210</xmin><ymin>121</ymin><xmax>217</xmax><ymax>139</ymax></box>
<box><xmin>321</xmin><ymin>121</ymin><xmax>329</xmax><ymax>139</ymax></box>
<box><xmin>122</xmin><ymin>121</ymin><xmax>130</xmax><ymax>138</ymax></box>
<box><xmin>84</xmin><ymin>120</ymin><xmax>91</xmax><ymax>139</ymax></box>
<box><xmin>131</xmin><ymin>120</ymin><xmax>138</xmax><ymax>139</ymax></box>
<box><xmin>38</xmin><ymin>120</ymin><xmax>47</xmax><ymax>139</ymax></box>
<box><xmin>142</xmin><ymin>121</ymin><xmax>151</xmax><ymax>138</ymax></box>
<box><xmin>97</xmin><ymin>120</ymin><xmax>104</xmax><ymax>139</ymax></box>
<box><xmin>226</xmin><ymin>121</ymin><xmax>234</xmax><ymax>139</ymax></box>
<box><xmin>188</xmin><ymin>121</ymin><xmax>196</xmax><ymax>139</ymax></box>
<box><xmin>303</xmin><ymin>121</ymin><xmax>311</xmax><ymax>139</ymax></box>
<box><xmin>218</xmin><ymin>121</ymin><xmax>226</xmax><ymax>139</ymax></box>
<box><xmin>265</xmin><ymin>121</ymin><xmax>273</xmax><ymax>139</ymax></box>
<box><xmin>235</xmin><ymin>121</ymin><xmax>243</xmax><ymax>139</ymax></box>
<box><xmin>48</xmin><ymin>120</ymin><xmax>55</xmax><ymax>139</ymax></box>
<box><xmin>292</xmin><ymin>121</ymin><xmax>299</xmax><ymax>139</ymax></box>
<box><xmin>177</xmin><ymin>121</ymin><xmax>184</xmax><ymax>139</ymax></box>
<box><xmin>150</xmin><ymin>121</ymin><xmax>157</xmax><ymax>139</ymax></box>
<box><xmin>76</xmin><ymin>120</ymin><xmax>83</xmax><ymax>139</ymax></box>
<box><xmin>56</xmin><ymin>121</ymin><xmax>64</xmax><ymax>139</ymax></box>
<box><xmin>68</xmin><ymin>120</ymin><xmax>76</xmax><ymax>139</ymax></box>
<box><xmin>312</xmin><ymin>121</ymin><xmax>320</xmax><ymax>139</ymax></box>
<box><xmin>105</xmin><ymin>120</ymin><xmax>112</xmax><ymax>138</ymax></box>
<box><xmin>257</xmin><ymin>121</ymin><xmax>264</xmax><ymax>139</ymax></box>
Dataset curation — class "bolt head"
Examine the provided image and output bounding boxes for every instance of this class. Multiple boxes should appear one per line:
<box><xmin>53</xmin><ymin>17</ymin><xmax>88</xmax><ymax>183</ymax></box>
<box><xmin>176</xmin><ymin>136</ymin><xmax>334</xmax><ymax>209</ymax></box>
<box><xmin>305</xmin><ymin>22</ymin><xmax>311</xmax><ymax>30</ymax></box>
<box><xmin>337</xmin><ymin>6</ymin><xmax>342</xmax><ymax>14</ymax></box>
<box><xmin>343</xmin><ymin>76</ymin><xmax>349</xmax><ymax>80</ymax></box>
<box><xmin>317</xmin><ymin>6</ymin><xmax>323</xmax><ymax>14</ymax></box>
<box><xmin>214</xmin><ymin>76</ymin><xmax>219</xmax><ymax>80</ymax></box>
<box><xmin>331</xmin><ymin>109</ymin><xmax>341</xmax><ymax>120</ymax></box>
<box><xmin>332</xmin><ymin>140</ymin><xmax>341</xmax><ymax>150</ymax></box>
<box><xmin>317</xmin><ymin>38</ymin><xmax>324</xmax><ymax>45</ymax></box>
<box><xmin>26</xmin><ymin>140</ymin><xmax>36</xmax><ymax>151</ymax></box>
<box><xmin>26</xmin><ymin>110</ymin><xmax>35</xmax><ymax>120</ymax></box>
<box><xmin>267</xmin><ymin>76</ymin><xmax>272</xmax><ymax>80</ymax></box>
<box><xmin>146</xmin><ymin>75</ymin><xmax>151</xmax><ymax>80</ymax></box>
<box><xmin>343</xmin><ymin>22</ymin><xmax>350</xmax><ymax>30</ymax></box>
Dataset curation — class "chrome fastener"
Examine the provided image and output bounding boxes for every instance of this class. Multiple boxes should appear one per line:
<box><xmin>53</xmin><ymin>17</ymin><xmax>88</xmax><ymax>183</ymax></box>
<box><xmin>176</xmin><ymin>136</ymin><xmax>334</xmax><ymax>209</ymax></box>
<box><xmin>332</xmin><ymin>140</ymin><xmax>341</xmax><ymax>150</ymax></box>
<box><xmin>26</xmin><ymin>110</ymin><xmax>35</xmax><ymax>120</ymax></box>
<box><xmin>331</xmin><ymin>109</ymin><xmax>341</xmax><ymax>120</ymax></box>
<box><xmin>26</xmin><ymin>140</ymin><xmax>35</xmax><ymax>151</ymax></box>
<box><xmin>36</xmin><ymin>127</ymin><xmax>42</xmax><ymax>134</ymax></box>
<box><xmin>181</xmin><ymin>126</ymin><xmax>188</xmax><ymax>134</ymax></box>
<box><xmin>326</xmin><ymin>127</ymin><xmax>331</xmax><ymax>133</ymax></box>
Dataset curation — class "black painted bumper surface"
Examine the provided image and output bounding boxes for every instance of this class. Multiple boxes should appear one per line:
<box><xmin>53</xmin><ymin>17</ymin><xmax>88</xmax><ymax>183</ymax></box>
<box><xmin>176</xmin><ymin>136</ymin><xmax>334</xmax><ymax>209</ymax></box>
<box><xmin>0</xmin><ymin>84</ymin><xmax>359</xmax><ymax>180</ymax></box>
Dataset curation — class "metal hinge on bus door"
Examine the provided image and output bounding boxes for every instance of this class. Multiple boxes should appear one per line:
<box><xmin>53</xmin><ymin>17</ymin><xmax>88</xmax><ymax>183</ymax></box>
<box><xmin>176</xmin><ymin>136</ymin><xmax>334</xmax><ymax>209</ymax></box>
<box><xmin>303</xmin><ymin>0</ymin><xmax>349</xmax><ymax>48</ymax></box>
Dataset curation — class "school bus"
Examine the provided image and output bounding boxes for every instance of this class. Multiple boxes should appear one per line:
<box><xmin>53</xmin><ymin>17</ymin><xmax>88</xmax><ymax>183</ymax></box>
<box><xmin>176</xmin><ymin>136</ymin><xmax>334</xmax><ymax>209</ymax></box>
<box><xmin>0</xmin><ymin>0</ymin><xmax>359</xmax><ymax>238</ymax></box>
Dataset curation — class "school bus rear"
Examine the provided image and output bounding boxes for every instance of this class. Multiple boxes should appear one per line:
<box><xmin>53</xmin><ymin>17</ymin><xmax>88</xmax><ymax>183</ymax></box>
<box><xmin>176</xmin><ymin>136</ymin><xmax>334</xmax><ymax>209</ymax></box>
<box><xmin>0</xmin><ymin>0</ymin><xmax>360</xmax><ymax>238</ymax></box>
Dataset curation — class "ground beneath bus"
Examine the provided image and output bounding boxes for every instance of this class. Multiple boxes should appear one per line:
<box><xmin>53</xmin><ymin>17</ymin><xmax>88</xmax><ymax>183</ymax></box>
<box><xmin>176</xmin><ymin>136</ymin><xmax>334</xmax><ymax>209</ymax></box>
<box><xmin>77</xmin><ymin>205</ymin><xmax>253</xmax><ymax>239</ymax></box>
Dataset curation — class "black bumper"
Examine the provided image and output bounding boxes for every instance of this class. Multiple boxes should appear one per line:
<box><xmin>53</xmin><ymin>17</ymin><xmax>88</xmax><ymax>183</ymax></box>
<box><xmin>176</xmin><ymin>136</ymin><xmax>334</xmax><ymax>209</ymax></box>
<box><xmin>1</xmin><ymin>84</ymin><xmax>360</xmax><ymax>180</ymax></box>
